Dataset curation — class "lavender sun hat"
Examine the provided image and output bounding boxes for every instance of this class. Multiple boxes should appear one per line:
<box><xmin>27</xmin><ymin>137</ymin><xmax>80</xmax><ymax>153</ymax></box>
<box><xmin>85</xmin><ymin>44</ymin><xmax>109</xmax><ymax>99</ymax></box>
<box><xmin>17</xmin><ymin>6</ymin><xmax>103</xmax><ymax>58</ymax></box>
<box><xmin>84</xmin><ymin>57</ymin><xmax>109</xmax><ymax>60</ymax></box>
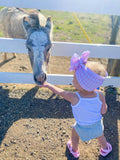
<box><xmin>69</xmin><ymin>51</ymin><xmax>107</xmax><ymax>91</ymax></box>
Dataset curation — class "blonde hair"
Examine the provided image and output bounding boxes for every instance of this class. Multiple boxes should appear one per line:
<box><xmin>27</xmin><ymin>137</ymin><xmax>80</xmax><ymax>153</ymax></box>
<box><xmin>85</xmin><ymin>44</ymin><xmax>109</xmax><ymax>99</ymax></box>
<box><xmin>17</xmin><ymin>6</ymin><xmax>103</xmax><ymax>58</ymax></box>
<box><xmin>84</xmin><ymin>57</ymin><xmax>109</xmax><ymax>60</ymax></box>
<box><xmin>86</xmin><ymin>61</ymin><xmax>106</xmax><ymax>77</ymax></box>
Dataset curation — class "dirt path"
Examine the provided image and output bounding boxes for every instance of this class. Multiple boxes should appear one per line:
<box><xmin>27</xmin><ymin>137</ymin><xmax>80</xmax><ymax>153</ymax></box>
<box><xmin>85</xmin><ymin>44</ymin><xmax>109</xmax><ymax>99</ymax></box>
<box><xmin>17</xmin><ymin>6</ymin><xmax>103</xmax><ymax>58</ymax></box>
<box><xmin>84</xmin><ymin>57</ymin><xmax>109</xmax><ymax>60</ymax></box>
<box><xmin>0</xmin><ymin>84</ymin><xmax>119</xmax><ymax>160</ymax></box>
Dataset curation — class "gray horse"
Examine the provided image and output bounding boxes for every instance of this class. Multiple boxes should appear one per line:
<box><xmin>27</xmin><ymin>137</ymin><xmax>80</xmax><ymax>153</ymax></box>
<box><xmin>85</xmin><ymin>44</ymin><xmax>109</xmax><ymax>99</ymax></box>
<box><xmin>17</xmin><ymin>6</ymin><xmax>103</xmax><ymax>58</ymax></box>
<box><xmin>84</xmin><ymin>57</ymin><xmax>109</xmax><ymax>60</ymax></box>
<box><xmin>0</xmin><ymin>7</ymin><xmax>53</xmax><ymax>85</ymax></box>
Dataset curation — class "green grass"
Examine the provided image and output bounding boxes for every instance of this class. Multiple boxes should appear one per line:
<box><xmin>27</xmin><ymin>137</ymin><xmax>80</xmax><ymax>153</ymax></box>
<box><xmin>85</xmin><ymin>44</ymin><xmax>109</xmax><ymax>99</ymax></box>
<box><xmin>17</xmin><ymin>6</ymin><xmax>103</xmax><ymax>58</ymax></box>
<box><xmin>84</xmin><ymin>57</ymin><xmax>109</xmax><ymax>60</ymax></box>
<box><xmin>0</xmin><ymin>31</ymin><xmax>3</xmax><ymax>37</ymax></box>
<box><xmin>40</xmin><ymin>10</ymin><xmax>113</xmax><ymax>44</ymax></box>
<box><xmin>0</xmin><ymin>7</ymin><xmax>119</xmax><ymax>44</ymax></box>
<box><xmin>0</xmin><ymin>7</ymin><xmax>3</xmax><ymax>10</ymax></box>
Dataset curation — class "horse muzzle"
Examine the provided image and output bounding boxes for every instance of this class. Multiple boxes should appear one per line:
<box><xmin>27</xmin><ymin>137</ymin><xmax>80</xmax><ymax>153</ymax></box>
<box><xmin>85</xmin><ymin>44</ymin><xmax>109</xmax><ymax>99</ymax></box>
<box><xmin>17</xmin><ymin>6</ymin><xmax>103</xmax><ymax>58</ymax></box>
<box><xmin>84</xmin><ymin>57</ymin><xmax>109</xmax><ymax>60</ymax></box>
<box><xmin>34</xmin><ymin>72</ymin><xmax>47</xmax><ymax>85</ymax></box>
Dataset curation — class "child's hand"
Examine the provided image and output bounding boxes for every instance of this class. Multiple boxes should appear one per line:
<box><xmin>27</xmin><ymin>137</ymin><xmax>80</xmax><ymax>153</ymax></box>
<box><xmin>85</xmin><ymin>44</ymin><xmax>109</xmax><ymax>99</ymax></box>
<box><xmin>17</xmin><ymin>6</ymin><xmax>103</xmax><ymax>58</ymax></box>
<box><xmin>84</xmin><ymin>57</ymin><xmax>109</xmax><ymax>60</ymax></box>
<box><xmin>39</xmin><ymin>81</ymin><xmax>50</xmax><ymax>88</ymax></box>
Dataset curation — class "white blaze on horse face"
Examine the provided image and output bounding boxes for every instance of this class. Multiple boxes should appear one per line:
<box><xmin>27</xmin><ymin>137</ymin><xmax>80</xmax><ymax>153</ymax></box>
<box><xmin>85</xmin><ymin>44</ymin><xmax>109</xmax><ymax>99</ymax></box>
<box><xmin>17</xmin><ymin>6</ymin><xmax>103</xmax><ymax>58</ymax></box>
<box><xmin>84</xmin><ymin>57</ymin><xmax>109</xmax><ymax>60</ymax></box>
<box><xmin>29</xmin><ymin>31</ymin><xmax>48</xmax><ymax>64</ymax></box>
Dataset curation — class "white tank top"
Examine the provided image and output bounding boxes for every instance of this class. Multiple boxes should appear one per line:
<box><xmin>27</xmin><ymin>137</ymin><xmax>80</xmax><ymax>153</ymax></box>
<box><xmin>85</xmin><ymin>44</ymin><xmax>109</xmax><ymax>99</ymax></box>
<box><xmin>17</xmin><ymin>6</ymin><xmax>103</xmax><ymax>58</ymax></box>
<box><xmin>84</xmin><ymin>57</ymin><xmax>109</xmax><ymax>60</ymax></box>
<box><xmin>71</xmin><ymin>91</ymin><xmax>102</xmax><ymax>125</ymax></box>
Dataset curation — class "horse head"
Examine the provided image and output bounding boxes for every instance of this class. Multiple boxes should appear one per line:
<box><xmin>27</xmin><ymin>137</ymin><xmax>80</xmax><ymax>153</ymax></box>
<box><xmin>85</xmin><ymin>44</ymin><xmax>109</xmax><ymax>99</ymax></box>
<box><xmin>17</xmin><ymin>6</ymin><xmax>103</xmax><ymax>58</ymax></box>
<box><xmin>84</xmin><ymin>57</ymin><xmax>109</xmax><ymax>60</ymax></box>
<box><xmin>23</xmin><ymin>14</ymin><xmax>53</xmax><ymax>85</ymax></box>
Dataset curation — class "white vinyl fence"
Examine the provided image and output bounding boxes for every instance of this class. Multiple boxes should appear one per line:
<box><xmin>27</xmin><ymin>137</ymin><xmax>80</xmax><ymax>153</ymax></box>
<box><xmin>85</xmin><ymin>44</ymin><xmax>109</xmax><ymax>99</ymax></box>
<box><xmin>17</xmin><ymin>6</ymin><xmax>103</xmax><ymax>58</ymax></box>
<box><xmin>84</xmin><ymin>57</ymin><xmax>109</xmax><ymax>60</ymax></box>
<box><xmin>0</xmin><ymin>0</ymin><xmax>120</xmax><ymax>87</ymax></box>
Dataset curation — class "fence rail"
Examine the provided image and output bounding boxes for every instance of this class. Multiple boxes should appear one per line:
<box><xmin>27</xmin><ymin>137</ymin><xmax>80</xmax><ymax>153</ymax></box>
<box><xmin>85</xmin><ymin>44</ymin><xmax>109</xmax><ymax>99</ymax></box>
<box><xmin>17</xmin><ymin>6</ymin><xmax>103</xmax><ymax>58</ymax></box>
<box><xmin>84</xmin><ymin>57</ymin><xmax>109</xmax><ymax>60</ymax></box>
<box><xmin>0</xmin><ymin>38</ymin><xmax>120</xmax><ymax>59</ymax></box>
<box><xmin>0</xmin><ymin>72</ymin><xmax>120</xmax><ymax>87</ymax></box>
<box><xmin>0</xmin><ymin>37</ymin><xmax>120</xmax><ymax>87</ymax></box>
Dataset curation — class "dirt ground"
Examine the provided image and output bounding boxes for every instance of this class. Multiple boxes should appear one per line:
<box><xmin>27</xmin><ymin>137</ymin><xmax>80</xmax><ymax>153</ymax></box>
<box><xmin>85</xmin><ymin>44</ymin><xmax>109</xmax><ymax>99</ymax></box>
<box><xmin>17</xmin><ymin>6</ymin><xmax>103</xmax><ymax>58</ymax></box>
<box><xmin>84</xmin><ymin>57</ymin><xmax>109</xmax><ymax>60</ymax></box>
<box><xmin>0</xmin><ymin>53</ymin><xmax>120</xmax><ymax>160</ymax></box>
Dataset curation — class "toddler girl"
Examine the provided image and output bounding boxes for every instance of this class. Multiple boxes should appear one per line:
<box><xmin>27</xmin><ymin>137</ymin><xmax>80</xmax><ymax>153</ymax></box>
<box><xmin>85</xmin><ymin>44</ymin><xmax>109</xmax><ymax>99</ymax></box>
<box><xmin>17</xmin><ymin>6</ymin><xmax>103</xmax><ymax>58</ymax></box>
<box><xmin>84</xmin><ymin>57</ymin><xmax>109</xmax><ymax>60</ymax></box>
<box><xmin>40</xmin><ymin>51</ymin><xmax>112</xmax><ymax>158</ymax></box>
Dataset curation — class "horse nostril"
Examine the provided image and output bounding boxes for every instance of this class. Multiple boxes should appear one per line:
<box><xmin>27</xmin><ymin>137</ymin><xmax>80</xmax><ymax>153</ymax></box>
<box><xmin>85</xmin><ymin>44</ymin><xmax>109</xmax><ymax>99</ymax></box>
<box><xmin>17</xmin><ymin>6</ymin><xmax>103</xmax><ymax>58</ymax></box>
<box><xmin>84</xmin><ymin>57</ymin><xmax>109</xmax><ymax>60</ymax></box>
<box><xmin>35</xmin><ymin>73</ymin><xmax>46</xmax><ymax>83</ymax></box>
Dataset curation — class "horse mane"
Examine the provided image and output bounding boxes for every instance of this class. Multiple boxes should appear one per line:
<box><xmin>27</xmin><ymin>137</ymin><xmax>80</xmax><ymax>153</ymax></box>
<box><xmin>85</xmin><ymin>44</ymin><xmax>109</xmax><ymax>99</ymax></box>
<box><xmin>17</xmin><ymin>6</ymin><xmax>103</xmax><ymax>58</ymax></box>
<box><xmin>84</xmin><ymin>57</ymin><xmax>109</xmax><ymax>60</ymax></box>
<box><xmin>16</xmin><ymin>8</ymin><xmax>40</xmax><ymax>15</ymax></box>
<box><xmin>16</xmin><ymin>8</ymin><xmax>27</xmax><ymax>13</ymax></box>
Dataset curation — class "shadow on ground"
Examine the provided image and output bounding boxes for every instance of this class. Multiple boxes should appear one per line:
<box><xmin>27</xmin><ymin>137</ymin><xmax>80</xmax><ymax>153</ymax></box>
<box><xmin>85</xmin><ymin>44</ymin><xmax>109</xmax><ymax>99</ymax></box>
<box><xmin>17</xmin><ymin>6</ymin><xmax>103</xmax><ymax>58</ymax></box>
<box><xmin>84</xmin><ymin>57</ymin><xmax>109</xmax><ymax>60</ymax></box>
<box><xmin>0</xmin><ymin>86</ymin><xmax>73</xmax><ymax>145</ymax></box>
<box><xmin>0</xmin><ymin>86</ymin><xmax>119</xmax><ymax>160</ymax></box>
<box><xmin>98</xmin><ymin>86</ymin><xmax>120</xmax><ymax>160</ymax></box>
<box><xmin>0</xmin><ymin>56</ymin><xmax>15</xmax><ymax>68</ymax></box>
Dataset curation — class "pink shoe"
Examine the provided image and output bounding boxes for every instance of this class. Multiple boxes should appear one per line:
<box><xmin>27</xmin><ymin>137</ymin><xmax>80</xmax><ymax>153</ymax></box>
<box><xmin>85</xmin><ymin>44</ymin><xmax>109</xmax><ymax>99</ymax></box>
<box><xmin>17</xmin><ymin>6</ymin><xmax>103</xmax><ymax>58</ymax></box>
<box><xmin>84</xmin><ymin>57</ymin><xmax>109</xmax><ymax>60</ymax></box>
<box><xmin>67</xmin><ymin>140</ymin><xmax>80</xmax><ymax>158</ymax></box>
<box><xmin>100</xmin><ymin>142</ymin><xmax>112</xmax><ymax>157</ymax></box>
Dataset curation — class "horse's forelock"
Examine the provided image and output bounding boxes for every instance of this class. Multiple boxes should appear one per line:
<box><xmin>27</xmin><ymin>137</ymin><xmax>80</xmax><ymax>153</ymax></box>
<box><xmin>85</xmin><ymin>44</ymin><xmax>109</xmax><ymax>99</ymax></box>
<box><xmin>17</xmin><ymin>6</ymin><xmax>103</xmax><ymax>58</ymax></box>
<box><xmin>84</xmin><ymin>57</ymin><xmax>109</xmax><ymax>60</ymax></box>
<box><xmin>28</xmin><ymin>14</ymin><xmax>40</xmax><ymax>28</ymax></box>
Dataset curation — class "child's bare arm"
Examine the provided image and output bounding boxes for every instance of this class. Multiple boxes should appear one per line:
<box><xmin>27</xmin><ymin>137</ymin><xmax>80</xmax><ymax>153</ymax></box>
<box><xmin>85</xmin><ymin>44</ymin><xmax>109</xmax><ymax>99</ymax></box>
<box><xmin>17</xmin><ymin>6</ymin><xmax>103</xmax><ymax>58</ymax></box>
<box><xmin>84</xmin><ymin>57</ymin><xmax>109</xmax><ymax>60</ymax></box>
<box><xmin>39</xmin><ymin>82</ymin><xmax>78</xmax><ymax>105</ymax></box>
<box><xmin>99</xmin><ymin>92</ymin><xmax>108</xmax><ymax>114</ymax></box>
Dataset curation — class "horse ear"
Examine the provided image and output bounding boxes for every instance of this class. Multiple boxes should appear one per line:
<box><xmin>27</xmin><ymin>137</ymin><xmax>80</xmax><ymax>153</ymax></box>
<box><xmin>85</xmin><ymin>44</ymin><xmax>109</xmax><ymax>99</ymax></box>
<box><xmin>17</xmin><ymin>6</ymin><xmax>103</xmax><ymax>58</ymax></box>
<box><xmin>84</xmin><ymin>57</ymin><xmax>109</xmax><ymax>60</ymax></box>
<box><xmin>45</xmin><ymin>17</ymin><xmax>53</xmax><ymax>34</ymax></box>
<box><xmin>23</xmin><ymin>17</ymin><xmax>31</xmax><ymax>34</ymax></box>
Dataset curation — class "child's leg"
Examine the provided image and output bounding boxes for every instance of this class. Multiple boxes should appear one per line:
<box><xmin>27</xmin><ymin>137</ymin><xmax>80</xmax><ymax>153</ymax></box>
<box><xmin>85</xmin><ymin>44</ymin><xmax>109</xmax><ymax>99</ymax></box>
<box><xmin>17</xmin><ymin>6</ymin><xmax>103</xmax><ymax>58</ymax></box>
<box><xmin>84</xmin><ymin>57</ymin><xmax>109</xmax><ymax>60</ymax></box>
<box><xmin>97</xmin><ymin>134</ymin><xmax>107</xmax><ymax>149</ymax></box>
<box><xmin>71</xmin><ymin>127</ymin><xmax>79</xmax><ymax>152</ymax></box>
<box><xmin>97</xmin><ymin>133</ymin><xmax>112</xmax><ymax>157</ymax></box>
<box><xmin>67</xmin><ymin>127</ymin><xmax>80</xmax><ymax>158</ymax></box>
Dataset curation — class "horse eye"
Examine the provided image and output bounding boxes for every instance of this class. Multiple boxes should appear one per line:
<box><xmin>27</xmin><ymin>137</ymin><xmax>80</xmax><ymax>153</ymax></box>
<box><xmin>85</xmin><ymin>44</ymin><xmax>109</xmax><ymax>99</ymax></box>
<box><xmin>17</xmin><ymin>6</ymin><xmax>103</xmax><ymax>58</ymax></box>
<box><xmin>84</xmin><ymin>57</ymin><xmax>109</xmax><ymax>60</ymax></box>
<box><xmin>45</xmin><ymin>44</ymin><xmax>51</xmax><ymax>52</ymax></box>
<box><xmin>46</xmin><ymin>53</ymin><xmax>50</xmax><ymax>64</ymax></box>
<box><xmin>27</xmin><ymin>46</ymin><xmax>32</xmax><ymax>52</ymax></box>
<box><xmin>28</xmin><ymin>48</ymin><xmax>31</xmax><ymax>52</ymax></box>
<box><xmin>46</xmin><ymin>47</ymin><xmax>50</xmax><ymax>52</ymax></box>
